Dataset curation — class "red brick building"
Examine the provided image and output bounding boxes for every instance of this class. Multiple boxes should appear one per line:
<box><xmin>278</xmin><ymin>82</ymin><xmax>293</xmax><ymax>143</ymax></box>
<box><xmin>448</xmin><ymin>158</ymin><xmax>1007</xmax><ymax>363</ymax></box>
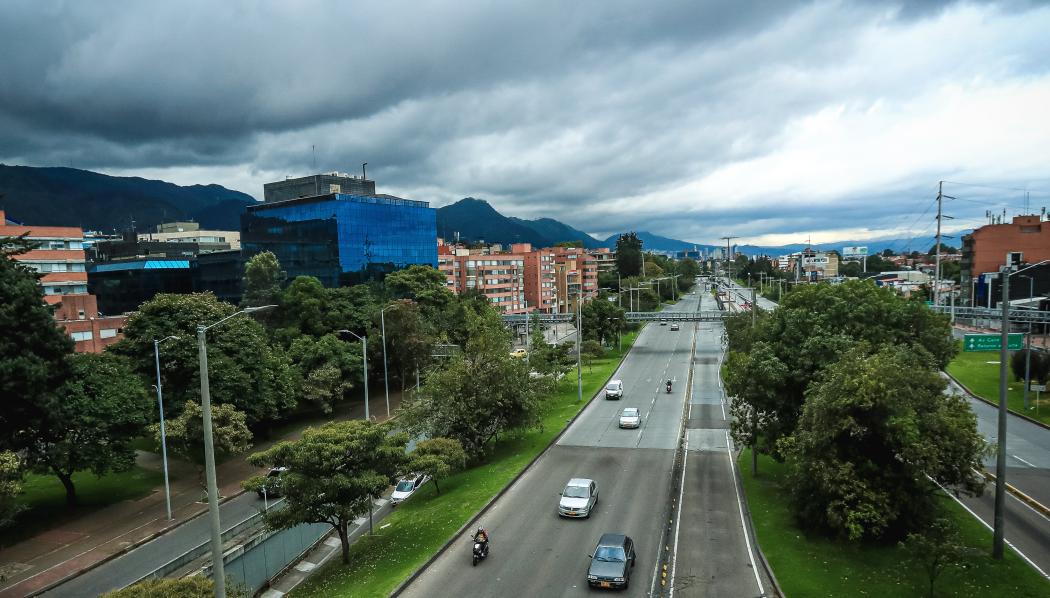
<box><xmin>961</xmin><ymin>215</ymin><xmax>1050</xmax><ymax>306</ymax></box>
<box><xmin>1</xmin><ymin>209</ymin><xmax>126</xmax><ymax>352</ymax></box>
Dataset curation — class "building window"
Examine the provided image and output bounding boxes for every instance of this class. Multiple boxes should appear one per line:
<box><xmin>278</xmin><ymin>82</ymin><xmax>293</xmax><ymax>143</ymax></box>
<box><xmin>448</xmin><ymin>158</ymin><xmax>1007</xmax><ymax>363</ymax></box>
<box><xmin>77</xmin><ymin>309</ymin><xmax>86</xmax><ymax>320</ymax></box>
<box><xmin>100</xmin><ymin>329</ymin><xmax>118</xmax><ymax>339</ymax></box>
<box><xmin>70</xmin><ymin>331</ymin><xmax>93</xmax><ymax>342</ymax></box>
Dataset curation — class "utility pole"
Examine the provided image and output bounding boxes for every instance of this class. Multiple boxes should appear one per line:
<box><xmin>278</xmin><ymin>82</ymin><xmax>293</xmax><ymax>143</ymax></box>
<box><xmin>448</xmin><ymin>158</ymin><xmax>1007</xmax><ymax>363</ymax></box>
<box><xmin>721</xmin><ymin>236</ymin><xmax>738</xmax><ymax>282</ymax></box>
<box><xmin>934</xmin><ymin>181</ymin><xmax>956</xmax><ymax>307</ymax></box>
<box><xmin>993</xmin><ymin>265</ymin><xmax>1009</xmax><ymax>559</ymax></box>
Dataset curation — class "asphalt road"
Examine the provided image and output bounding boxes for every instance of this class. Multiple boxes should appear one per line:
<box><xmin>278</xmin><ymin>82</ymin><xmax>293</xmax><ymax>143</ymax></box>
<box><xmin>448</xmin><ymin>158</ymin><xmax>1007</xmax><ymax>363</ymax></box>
<box><xmin>401</xmin><ymin>290</ymin><xmax>765</xmax><ymax>597</ymax></box>
<box><xmin>42</xmin><ymin>490</ymin><xmax>268</xmax><ymax>597</ymax></box>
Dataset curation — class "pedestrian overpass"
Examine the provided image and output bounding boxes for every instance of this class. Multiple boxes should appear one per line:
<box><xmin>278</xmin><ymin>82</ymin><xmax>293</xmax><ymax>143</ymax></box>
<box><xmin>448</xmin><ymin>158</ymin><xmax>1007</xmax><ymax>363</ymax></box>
<box><xmin>929</xmin><ymin>305</ymin><xmax>1050</xmax><ymax>324</ymax></box>
<box><xmin>500</xmin><ymin>311</ymin><xmax>728</xmax><ymax>325</ymax></box>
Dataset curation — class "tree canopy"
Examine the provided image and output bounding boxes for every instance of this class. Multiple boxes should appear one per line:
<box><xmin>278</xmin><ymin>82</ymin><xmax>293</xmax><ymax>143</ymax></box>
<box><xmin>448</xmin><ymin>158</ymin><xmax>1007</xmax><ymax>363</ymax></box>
<box><xmin>160</xmin><ymin>400</ymin><xmax>253</xmax><ymax>483</ymax></box>
<box><xmin>26</xmin><ymin>352</ymin><xmax>153</xmax><ymax>506</ymax></box>
<box><xmin>780</xmin><ymin>346</ymin><xmax>985</xmax><ymax>541</ymax></box>
<box><xmin>241</xmin><ymin>250</ymin><xmax>285</xmax><ymax>309</ymax></box>
<box><xmin>113</xmin><ymin>292</ymin><xmax>298</xmax><ymax>429</ymax></box>
<box><xmin>0</xmin><ymin>451</ymin><xmax>23</xmax><ymax>529</ymax></box>
<box><xmin>399</xmin><ymin>308</ymin><xmax>551</xmax><ymax>457</ymax></box>
<box><xmin>615</xmin><ymin>232</ymin><xmax>642</xmax><ymax>277</ymax></box>
<box><xmin>725</xmin><ymin>280</ymin><xmax>956</xmax><ymax>460</ymax></box>
<box><xmin>245</xmin><ymin>420</ymin><xmax>408</xmax><ymax>564</ymax></box>
<box><xmin>0</xmin><ymin>235</ymin><xmax>74</xmax><ymax>452</ymax></box>
<box><xmin>406</xmin><ymin>437</ymin><xmax>466</xmax><ymax>494</ymax></box>
<box><xmin>581</xmin><ymin>294</ymin><xmax>625</xmax><ymax>345</ymax></box>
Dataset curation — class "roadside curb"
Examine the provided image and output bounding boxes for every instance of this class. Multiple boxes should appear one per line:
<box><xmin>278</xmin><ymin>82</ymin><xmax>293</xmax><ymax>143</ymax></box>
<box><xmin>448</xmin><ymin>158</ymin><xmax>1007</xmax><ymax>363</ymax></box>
<box><xmin>978</xmin><ymin>469</ymin><xmax>1050</xmax><ymax>520</ymax></box>
<box><xmin>21</xmin><ymin>489</ymin><xmax>248</xmax><ymax>598</ymax></box>
<box><xmin>389</xmin><ymin>327</ymin><xmax>643</xmax><ymax>597</ymax></box>
<box><xmin>942</xmin><ymin>370</ymin><xmax>1050</xmax><ymax>431</ymax></box>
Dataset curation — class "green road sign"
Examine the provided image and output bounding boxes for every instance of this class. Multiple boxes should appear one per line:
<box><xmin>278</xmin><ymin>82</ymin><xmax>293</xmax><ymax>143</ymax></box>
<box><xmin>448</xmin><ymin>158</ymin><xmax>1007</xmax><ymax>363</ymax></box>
<box><xmin>963</xmin><ymin>333</ymin><xmax>1024</xmax><ymax>352</ymax></box>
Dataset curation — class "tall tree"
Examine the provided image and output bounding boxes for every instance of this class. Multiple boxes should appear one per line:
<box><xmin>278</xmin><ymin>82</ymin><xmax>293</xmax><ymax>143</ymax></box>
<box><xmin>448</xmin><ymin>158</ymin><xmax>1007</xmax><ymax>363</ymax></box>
<box><xmin>288</xmin><ymin>333</ymin><xmax>362</xmax><ymax>413</ymax></box>
<box><xmin>399</xmin><ymin>308</ymin><xmax>551</xmax><ymax>457</ymax></box>
<box><xmin>0</xmin><ymin>451</ymin><xmax>24</xmax><ymax>529</ymax></box>
<box><xmin>241</xmin><ymin>251</ymin><xmax>285</xmax><ymax>308</ymax></box>
<box><xmin>384</xmin><ymin>265</ymin><xmax>453</xmax><ymax>310</ymax></box>
<box><xmin>245</xmin><ymin>420</ymin><xmax>408</xmax><ymax>564</ymax></box>
<box><xmin>406</xmin><ymin>437</ymin><xmax>466</xmax><ymax>494</ymax></box>
<box><xmin>27</xmin><ymin>353</ymin><xmax>153</xmax><ymax>506</ymax></box>
<box><xmin>159</xmin><ymin>400</ymin><xmax>253</xmax><ymax>490</ymax></box>
<box><xmin>615</xmin><ymin>232</ymin><xmax>643</xmax><ymax>277</ymax></box>
<box><xmin>780</xmin><ymin>346</ymin><xmax>985</xmax><ymax>541</ymax></box>
<box><xmin>725</xmin><ymin>280</ymin><xmax>956</xmax><ymax>458</ymax></box>
<box><xmin>113</xmin><ymin>292</ymin><xmax>298</xmax><ymax>429</ymax></box>
<box><xmin>374</xmin><ymin>300</ymin><xmax>433</xmax><ymax>391</ymax></box>
<box><xmin>0</xmin><ymin>234</ymin><xmax>74</xmax><ymax>452</ymax></box>
<box><xmin>581</xmin><ymin>294</ymin><xmax>625</xmax><ymax>345</ymax></box>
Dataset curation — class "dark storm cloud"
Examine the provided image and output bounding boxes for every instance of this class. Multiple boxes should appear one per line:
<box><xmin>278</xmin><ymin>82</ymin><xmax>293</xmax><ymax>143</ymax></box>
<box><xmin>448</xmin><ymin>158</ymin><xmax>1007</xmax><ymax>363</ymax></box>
<box><xmin>2</xmin><ymin>0</ymin><xmax>1048</xmax><ymax>243</ymax></box>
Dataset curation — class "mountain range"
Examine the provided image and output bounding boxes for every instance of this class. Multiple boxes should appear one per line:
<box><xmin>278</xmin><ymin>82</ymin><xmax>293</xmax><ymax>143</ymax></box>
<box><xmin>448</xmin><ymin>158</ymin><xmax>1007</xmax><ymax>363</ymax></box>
<box><xmin>0</xmin><ymin>164</ymin><xmax>255</xmax><ymax>232</ymax></box>
<box><xmin>436</xmin><ymin>197</ymin><xmax>958</xmax><ymax>255</ymax></box>
<box><xmin>0</xmin><ymin>165</ymin><xmax>960</xmax><ymax>256</ymax></box>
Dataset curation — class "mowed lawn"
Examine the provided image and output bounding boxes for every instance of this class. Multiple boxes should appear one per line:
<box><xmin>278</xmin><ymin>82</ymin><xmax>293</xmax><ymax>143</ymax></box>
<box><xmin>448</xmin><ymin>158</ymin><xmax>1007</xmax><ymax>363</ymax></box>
<box><xmin>294</xmin><ymin>330</ymin><xmax>641</xmax><ymax>597</ymax></box>
<box><xmin>740</xmin><ymin>450</ymin><xmax>1050</xmax><ymax>597</ymax></box>
<box><xmin>947</xmin><ymin>342</ymin><xmax>1050</xmax><ymax>427</ymax></box>
<box><xmin>0</xmin><ymin>467</ymin><xmax>163</xmax><ymax>549</ymax></box>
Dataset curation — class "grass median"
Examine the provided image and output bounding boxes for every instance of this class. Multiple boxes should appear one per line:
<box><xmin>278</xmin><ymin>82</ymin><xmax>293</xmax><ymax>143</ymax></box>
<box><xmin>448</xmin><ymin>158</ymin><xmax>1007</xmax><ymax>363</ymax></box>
<box><xmin>740</xmin><ymin>449</ymin><xmax>1049</xmax><ymax>597</ymax></box>
<box><xmin>0</xmin><ymin>467</ymin><xmax>163</xmax><ymax>549</ymax></box>
<box><xmin>947</xmin><ymin>342</ymin><xmax>1050</xmax><ymax>426</ymax></box>
<box><xmin>294</xmin><ymin>329</ymin><xmax>641</xmax><ymax>597</ymax></box>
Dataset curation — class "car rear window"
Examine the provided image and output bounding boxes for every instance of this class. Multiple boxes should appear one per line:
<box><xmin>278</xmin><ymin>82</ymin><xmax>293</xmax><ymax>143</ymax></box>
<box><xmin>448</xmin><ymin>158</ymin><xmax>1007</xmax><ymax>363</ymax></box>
<box><xmin>396</xmin><ymin>481</ymin><xmax>414</xmax><ymax>492</ymax></box>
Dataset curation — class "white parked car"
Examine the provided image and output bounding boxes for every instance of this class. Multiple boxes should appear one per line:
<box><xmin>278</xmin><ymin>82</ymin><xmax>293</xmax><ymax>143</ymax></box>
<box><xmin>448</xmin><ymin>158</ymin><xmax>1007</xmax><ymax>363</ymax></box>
<box><xmin>391</xmin><ymin>473</ymin><xmax>430</xmax><ymax>505</ymax></box>
<box><xmin>618</xmin><ymin>408</ymin><xmax>641</xmax><ymax>429</ymax></box>
<box><xmin>558</xmin><ymin>478</ymin><xmax>599</xmax><ymax>518</ymax></box>
<box><xmin>605</xmin><ymin>380</ymin><xmax>624</xmax><ymax>400</ymax></box>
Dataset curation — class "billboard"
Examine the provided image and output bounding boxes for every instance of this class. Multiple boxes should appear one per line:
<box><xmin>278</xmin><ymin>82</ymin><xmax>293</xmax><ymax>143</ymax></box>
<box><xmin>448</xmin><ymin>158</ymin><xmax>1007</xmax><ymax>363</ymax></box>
<box><xmin>802</xmin><ymin>256</ymin><xmax>829</xmax><ymax>266</ymax></box>
<box><xmin>842</xmin><ymin>246</ymin><xmax>868</xmax><ymax>257</ymax></box>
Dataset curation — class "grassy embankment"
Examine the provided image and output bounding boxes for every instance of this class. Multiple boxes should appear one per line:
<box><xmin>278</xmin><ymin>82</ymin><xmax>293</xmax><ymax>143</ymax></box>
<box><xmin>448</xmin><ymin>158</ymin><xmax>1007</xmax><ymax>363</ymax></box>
<box><xmin>295</xmin><ymin>330</ymin><xmax>641</xmax><ymax>597</ymax></box>
<box><xmin>947</xmin><ymin>341</ymin><xmax>1050</xmax><ymax>427</ymax></box>
<box><xmin>0</xmin><ymin>468</ymin><xmax>163</xmax><ymax>548</ymax></box>
<box><xmin>740</xmin><ymin>449</ymin><xmax>1049</xmax><ymax>597</ymax></box>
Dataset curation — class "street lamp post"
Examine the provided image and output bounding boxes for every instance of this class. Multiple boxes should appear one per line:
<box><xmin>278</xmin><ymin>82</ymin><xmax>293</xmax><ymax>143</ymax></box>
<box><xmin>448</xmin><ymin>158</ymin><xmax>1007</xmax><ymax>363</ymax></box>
<box><xmin>153</xmin><ymin>335</ymin><xmax>180</xmax><ymax>521</ymax></box>
<box><xmin>197</xmin><ymin>305</ymin><xmax>275</xmax><ymax>598</ymax></box>
<box><xmin>576</xmin><ymin>290</ymin><xmax>583</xmax><ymax>402</ymax></box>
<box><xmin>339</xmin><ymin>330</ymin><xmax>369</xmax><ymax>422</ymax></box>
<box><xmin>1020</xmin><ymin>275</ymin><xmax>1035</xmax><ymax>410</ymax></box>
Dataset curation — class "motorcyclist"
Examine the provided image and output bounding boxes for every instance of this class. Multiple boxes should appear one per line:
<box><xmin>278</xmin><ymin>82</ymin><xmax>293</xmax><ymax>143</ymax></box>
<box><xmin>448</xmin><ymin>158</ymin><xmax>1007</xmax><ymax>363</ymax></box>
<box><xmin>666</xmin><ymin>379</ymin><xmax>673</xmax><ymax>393</ymax></box>
<box><xmin>473</xmin><ymin>526</ymin><xmax>489</xmax><ymax>552</ymax></box>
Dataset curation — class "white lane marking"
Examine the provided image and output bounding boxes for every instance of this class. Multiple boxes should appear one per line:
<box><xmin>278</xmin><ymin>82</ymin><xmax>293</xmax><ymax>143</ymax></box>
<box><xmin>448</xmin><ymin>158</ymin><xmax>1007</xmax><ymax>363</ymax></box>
<box><xmin>669</xmin><ymin>433</ymin><xmax>689</xmax><ymax>598</ymax></box>
<box><xmin>725</xmin><ymin>429</ymin><xmax>765</xmax><ymax>595</ymax></box>
<box><xmin>934</xmin><ymin>479</ymin><xmax>1050</xmax><ymax>581</ymax></box>
<box><xmin>1012</xmin><ymin>454</ymin><xmax>1037</xmax><ymax>468</ymax></box>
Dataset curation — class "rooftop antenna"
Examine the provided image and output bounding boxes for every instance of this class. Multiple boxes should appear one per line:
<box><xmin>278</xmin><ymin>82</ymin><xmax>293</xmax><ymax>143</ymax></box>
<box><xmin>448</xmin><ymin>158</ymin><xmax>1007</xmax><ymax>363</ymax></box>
<box><xmin>312</xmin><ymin>145</ymin><xmax>316</xmax><ymax>170</ymax></box>
<box><xmin>362</xmin><ymin>162</ymin><xmax>368</xmax><ymax>180</ymax></box>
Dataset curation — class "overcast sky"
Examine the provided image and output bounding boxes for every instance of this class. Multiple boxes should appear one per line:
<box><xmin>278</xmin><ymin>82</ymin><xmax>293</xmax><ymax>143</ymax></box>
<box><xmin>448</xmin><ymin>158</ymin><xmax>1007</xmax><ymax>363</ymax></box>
<box><xmin>2</xmin><ymin>0</ymin><xmax>1049</xmax><ymax>246</ymax></box>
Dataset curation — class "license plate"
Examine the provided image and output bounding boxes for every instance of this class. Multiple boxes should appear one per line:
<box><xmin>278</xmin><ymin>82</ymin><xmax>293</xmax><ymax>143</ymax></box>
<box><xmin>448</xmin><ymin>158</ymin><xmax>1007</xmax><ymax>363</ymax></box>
<box><xmin>600</xmin><ymin>582</ymin><xmax>611</xmax><ymax>588</ymax></box>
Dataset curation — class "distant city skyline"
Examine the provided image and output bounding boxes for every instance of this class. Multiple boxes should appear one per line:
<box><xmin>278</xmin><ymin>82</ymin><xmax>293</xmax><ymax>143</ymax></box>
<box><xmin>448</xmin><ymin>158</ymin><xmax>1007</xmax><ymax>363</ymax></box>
<box><xmin>1</xmin><ymin>1</ymin><xmax>1048</xmax><ymax>246</ymax></box>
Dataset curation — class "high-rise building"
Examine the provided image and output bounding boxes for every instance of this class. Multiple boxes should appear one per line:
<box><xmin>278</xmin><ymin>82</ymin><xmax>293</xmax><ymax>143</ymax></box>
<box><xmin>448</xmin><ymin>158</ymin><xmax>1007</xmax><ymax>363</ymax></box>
<box><xmin>520</xmin><ymin>244</ymin><xmax>557</xmax><ymax>313</ymax></box>
<box><xmin>242</xmin><ymin>189</ymin><xmax>437</xmax><ymax>287</ymax></box>
<box><xmin>1</xmin><ymin>209</ymin><xmax>126</xmax><ymax>352</ymax></box>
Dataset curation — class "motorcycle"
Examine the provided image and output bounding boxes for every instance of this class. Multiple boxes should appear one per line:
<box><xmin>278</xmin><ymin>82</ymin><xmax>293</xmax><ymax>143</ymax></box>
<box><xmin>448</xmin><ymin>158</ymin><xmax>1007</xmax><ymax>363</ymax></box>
<box><xmin>472</xmin><ymin>538</ymin><xmax>489</xmax><ymax>566</ymax></box>
<box><xmin>665</xmin><ymin>381</ymin><xmax>673</xmax><ymax>394</ymax></box>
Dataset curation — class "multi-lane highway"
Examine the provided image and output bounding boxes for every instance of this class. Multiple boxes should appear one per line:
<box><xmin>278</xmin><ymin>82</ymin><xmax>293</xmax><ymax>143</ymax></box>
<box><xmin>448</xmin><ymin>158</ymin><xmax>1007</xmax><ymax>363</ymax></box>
<box><xmin>400</xmin><ymin>289</ymin><xmax>767</xmax><ymax>597</ymax></box>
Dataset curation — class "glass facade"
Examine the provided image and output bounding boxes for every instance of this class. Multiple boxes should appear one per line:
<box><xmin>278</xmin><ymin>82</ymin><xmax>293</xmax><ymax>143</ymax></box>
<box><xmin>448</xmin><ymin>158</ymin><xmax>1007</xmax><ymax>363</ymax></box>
<box><xmin>241</xmin><ymin>193</ymin><xmax>437</xmax><ymax>287</ymax></box>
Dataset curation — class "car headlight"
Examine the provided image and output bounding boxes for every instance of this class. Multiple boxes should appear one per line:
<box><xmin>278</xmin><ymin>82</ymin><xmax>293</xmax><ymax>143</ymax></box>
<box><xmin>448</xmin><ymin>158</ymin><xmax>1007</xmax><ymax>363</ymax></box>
<box><xmin>587</xmin><ymin>575</ymin><xmax>597</xmax><ymax>580</ymax></box>
<box><xmin>614</xmin><ymin>578</ymin><xmax>624</xmax><ymax>582</ymax></box>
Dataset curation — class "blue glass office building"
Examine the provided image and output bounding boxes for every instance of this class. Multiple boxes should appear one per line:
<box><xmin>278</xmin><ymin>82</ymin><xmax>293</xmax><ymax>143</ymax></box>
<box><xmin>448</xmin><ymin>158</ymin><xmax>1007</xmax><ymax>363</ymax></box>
<box><xmin>241</xmin><ymin>193</ymin><xmax>437</xmax><ymax>287</ymax></box>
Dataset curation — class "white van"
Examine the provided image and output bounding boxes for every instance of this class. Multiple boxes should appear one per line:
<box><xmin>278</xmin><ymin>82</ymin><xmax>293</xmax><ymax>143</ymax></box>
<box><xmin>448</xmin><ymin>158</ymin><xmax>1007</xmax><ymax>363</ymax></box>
<box><xmin>605</xmin><ymin>380</ymin><xmax>624</xmax><ymax>400</ymax></box>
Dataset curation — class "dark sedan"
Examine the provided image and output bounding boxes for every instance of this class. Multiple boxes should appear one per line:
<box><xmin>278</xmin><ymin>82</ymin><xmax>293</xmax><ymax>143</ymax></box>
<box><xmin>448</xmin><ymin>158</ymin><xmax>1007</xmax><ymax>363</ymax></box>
<box><xmin>586</xmin><ymin>533</ymin><xmax>636</xmax><ymax>589</ymax></box>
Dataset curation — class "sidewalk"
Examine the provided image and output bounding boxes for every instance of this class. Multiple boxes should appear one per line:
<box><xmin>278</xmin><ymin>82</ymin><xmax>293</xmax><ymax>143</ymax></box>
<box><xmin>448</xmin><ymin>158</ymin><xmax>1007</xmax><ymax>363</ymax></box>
<box><xmin>0</xmin><ymin>391</ymin><xmax>402</xmax><ymax>597</ymax></box>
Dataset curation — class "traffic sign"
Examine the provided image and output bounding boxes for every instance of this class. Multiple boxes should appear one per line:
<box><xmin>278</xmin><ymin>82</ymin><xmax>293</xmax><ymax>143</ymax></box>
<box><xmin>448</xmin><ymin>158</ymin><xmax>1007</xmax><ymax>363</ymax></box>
<box><xmin>1030</xmin><ymin>384</ymin><xmax>1046</xmax><ymax>392</ymax></box>
<box><xmin>963</xmin><ymin>333</ymin><xmax>1024</xmax><ymax>352</ymax></box>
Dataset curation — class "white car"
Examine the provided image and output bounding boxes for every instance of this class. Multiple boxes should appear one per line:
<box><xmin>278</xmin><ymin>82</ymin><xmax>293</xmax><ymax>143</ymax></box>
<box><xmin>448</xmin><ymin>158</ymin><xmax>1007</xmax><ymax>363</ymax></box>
<box><xmin>619</xmin><ymin>408</ymin><xmax>641</xmax><ymax>429</ymax></box>
<box><xmin>558</xmin><ymin>478</ymin><xmax>598</xmax><ymax>518</ymax></box>
<box><xmin>605</xmin><ymin>380</ymin><xmax>624</xmax><ymax>400</ymax></box>
<box><xmin>391</xmin><ymin>473</ymin><xmax>430</xmax><ymax>505</ymax></box>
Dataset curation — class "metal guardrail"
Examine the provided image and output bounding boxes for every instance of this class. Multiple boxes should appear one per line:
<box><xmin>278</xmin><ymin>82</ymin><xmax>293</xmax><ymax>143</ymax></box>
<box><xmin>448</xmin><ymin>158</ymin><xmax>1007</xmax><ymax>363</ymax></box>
<box><xmin>501</xmin><ymin>313</ymin><xmax>575</xmax><ymax>324</ymax></box>
<box><xmin>931</xmin><ymin>305</ymin><xmax>1050</xmax><ymax>323</ymax></box>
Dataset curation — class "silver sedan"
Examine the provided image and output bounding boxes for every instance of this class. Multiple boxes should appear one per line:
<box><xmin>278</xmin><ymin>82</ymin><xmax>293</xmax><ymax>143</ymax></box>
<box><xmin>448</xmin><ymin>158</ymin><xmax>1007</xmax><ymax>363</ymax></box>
<box><xmin>618</xmin><ymin>407</ymin><xmax>641</xmax><ymax>429</ymax></box>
